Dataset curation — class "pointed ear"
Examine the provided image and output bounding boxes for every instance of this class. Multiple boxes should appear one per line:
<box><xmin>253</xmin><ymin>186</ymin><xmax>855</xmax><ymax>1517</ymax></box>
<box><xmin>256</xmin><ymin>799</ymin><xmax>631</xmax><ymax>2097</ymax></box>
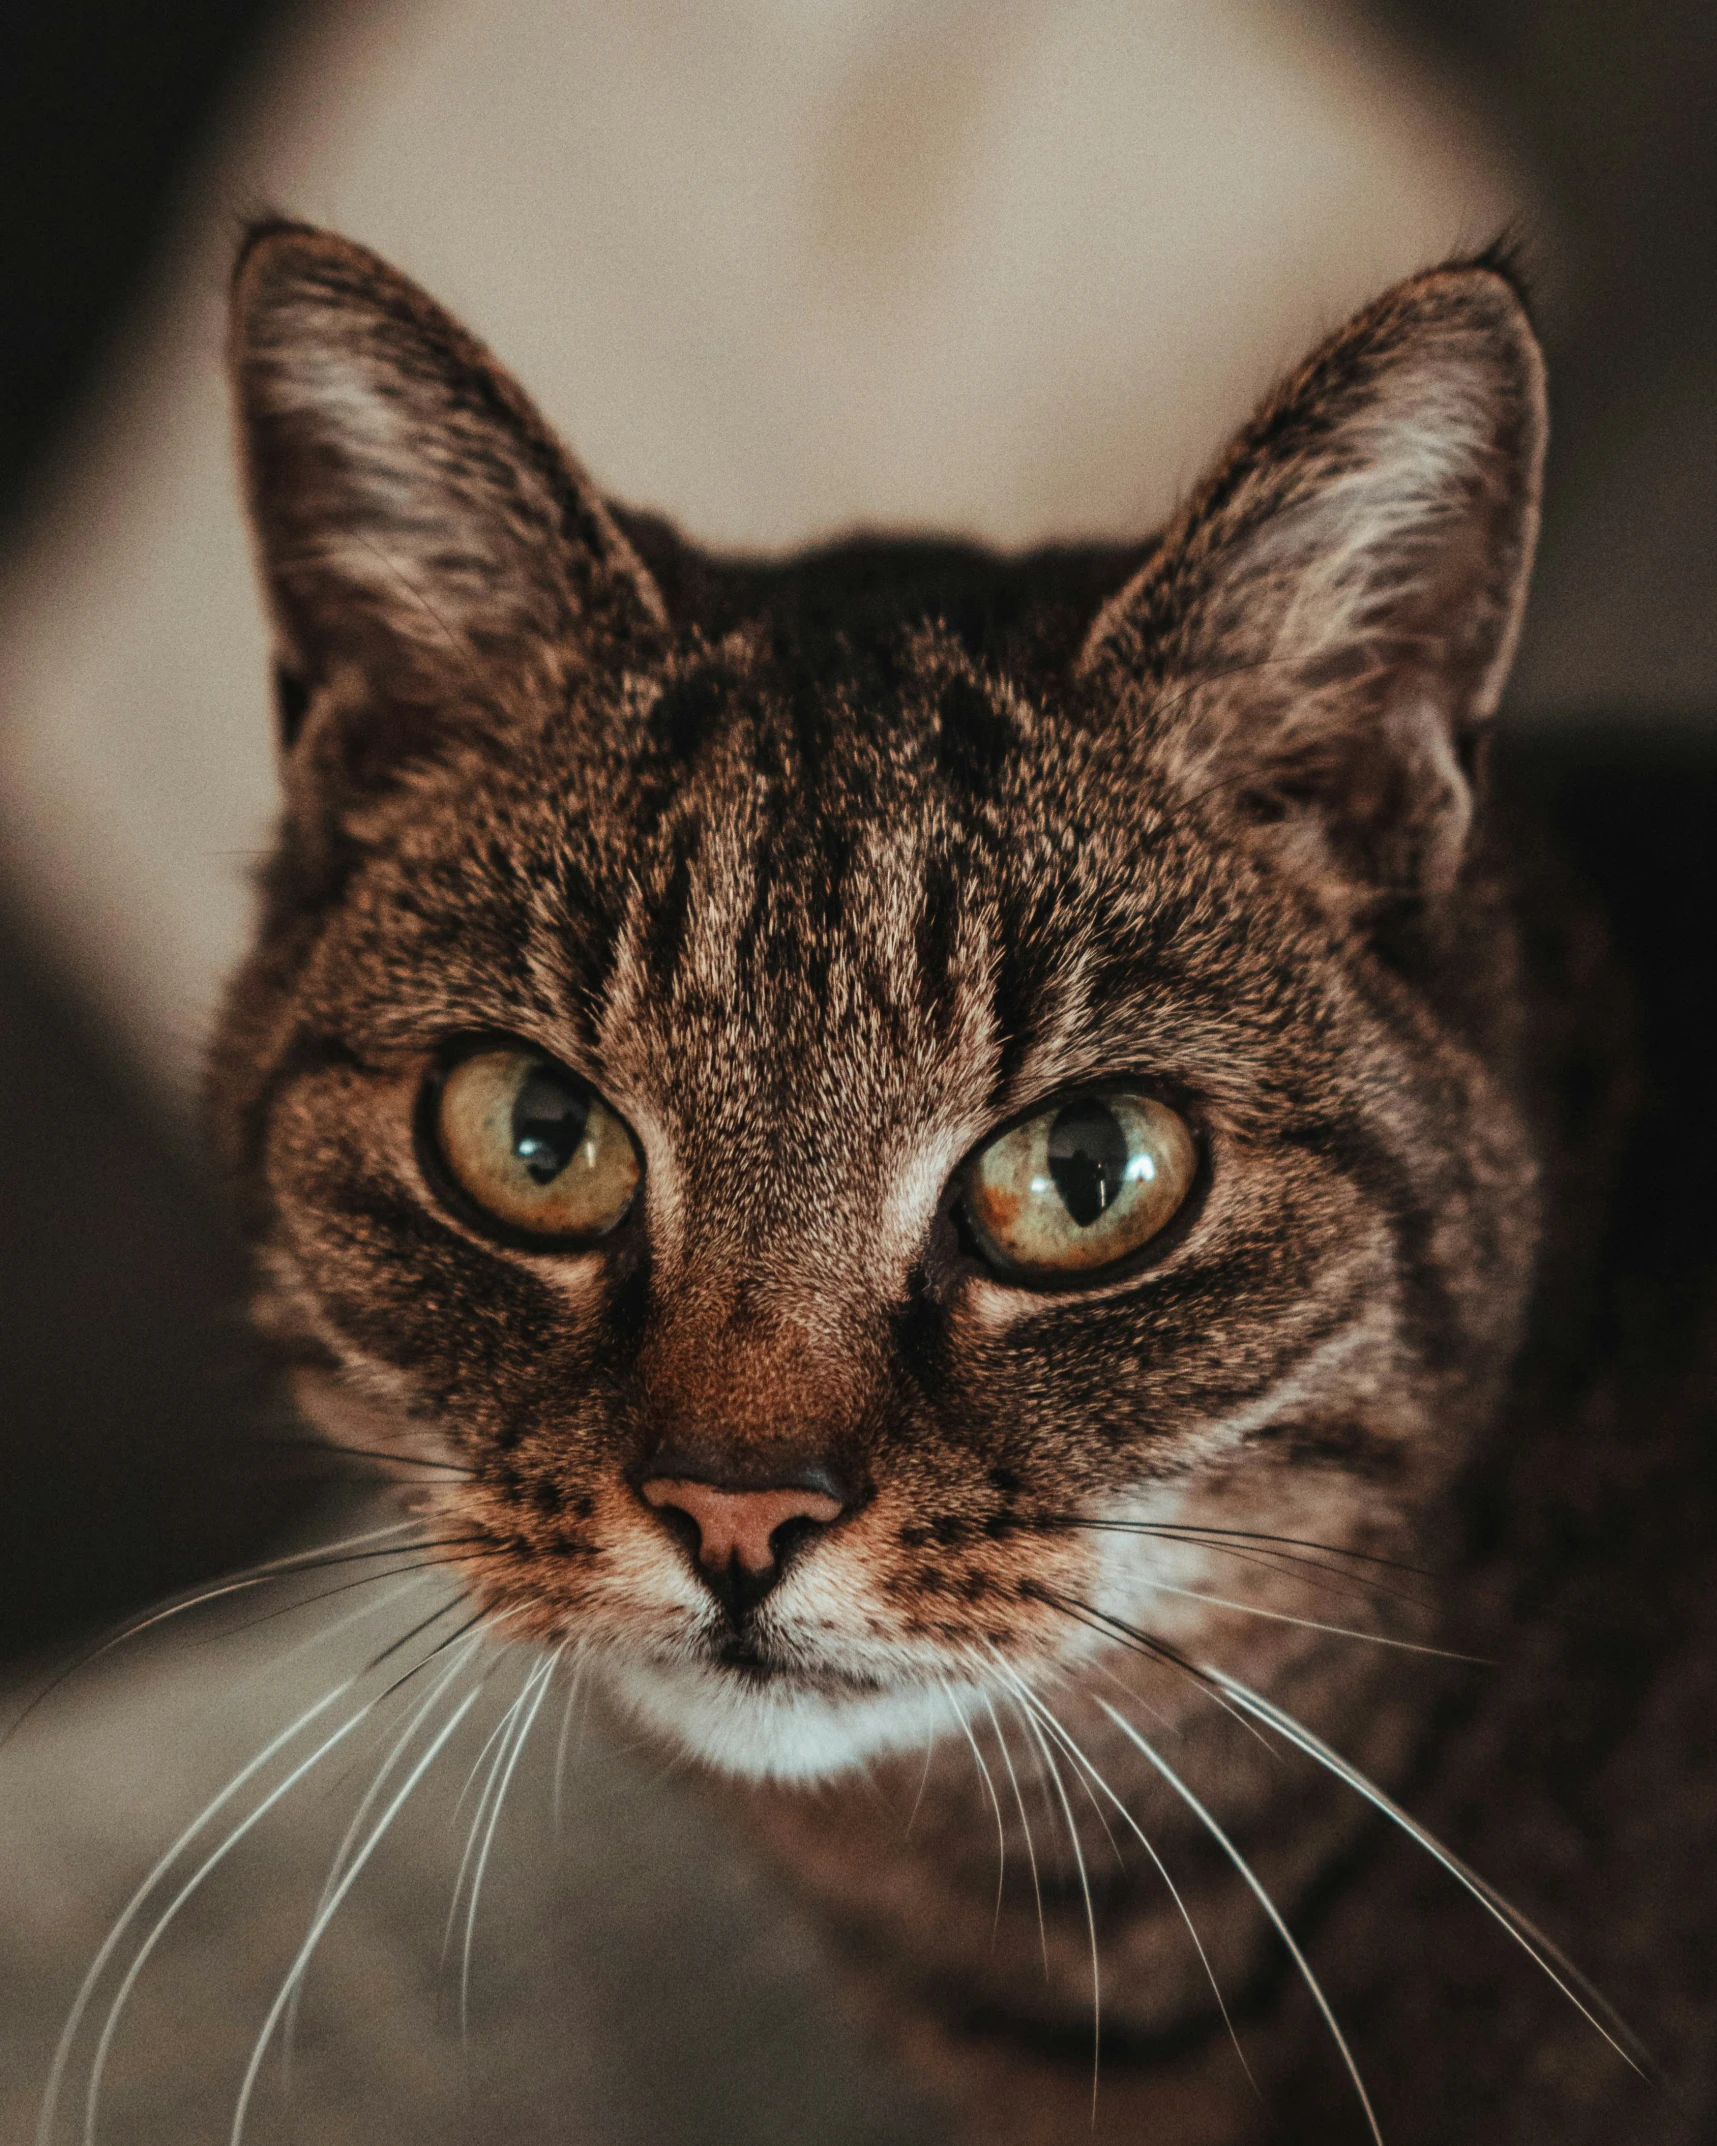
<box><xmin>1079</xmin><ymin>259</ymin><xmax>1545</xmax><ymax>923</ymax></box>
<box><xmin>229</xmin><ymin>221</ymin><xmax>666</xmax><ymax>761</ymax></box>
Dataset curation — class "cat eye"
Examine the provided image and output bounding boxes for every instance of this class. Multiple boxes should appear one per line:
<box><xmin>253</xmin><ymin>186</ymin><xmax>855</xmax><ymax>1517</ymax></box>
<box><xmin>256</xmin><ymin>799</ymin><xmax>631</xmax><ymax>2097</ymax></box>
<box><xmin>963</xmin><ymin>1090</ymin><xmax>1197</xmax><ymax>1281</ymax></box>
<box><xmin>424</xmin><ymin>1044</ymin><xmax>640</xmax><ymax>1246</ymax></box>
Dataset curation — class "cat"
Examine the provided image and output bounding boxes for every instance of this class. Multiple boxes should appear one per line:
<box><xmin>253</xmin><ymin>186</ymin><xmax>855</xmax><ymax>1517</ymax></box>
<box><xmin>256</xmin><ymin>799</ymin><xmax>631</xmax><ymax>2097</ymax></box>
<box><xmin>187</xmin><ymin>219</ymin><xmax>1714</xmax><ymax>2143</ymax></box>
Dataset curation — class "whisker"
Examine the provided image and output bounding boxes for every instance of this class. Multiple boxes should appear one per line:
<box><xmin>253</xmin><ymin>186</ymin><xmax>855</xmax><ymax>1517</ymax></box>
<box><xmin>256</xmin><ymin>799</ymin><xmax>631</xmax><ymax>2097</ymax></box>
<box><xmin>38</xmin><ymin>1683</ymin><xmax>354</xmax><ymax>2146</ymax></box>
<box><xmin>938</xmin><ymin>1682</ymin><xmax>1008</xmax><ymax>1937</ymax></box>
<box><xmin>1203</xmin><ymin>1668</ymin><xmax>1656</xmax><ymax>2081</ymax></box>
<box><xmin>903</xmin><ymin>1714</ymin><xmax>938</xmax><ymax>1839</ymax></box>
<box><xmin>361</xmin><ymin>1603</ymin><xmax>529</xmax><ymax>1726</ymax></box>
<box><xmin>228</xmin><ymin>1682</ymin><xmax>484</xmax><ymax>2146</ymax></box>
<box><xmin>280</xmin><ymin>1627</ymin><xmax>490</xmax><ymax>2074</ymax></box>
<box><xmin>1029</xmin><ymin>1588</ymin><xmax>1278</xmax><ymax>1757</ymax></box>
<box><xmin>1106</xmin><ymin>1530</ymin><xmax>1442</xmax><ymax>1625</ymax></box>
<box><xmin>460</xmin><ymin>1649</ymin><xmax>558</xmax><ymax>2037</ymax></box>
<box><xmin>1000</xmin><ymin>1665</ymin><xmax>1126</xmax><ymax>1873</ymax></box>
<box><xmin>41</xmin><ymin>1572</ymin><xmax>447</xmax><ymax>2146</ymax></box>
<box><xmin>442</xmin><ymin>1661</ymin><xmax>542</xmax><ymax>1992</ymax></box>
<box><xmin>278</xmin><ymin>1535</ymin><xmax>493</xmax><ymax>1569</ymax></box>
<box><xmin>1009</xmin><ymin>1679</ymin><xmax>1070</xmax><ymax>1884</ymax></box>
<box><xmin>975</xmin><ymin>1685</ymin><xmax>1049</xmax><ymax>1976</ymax></box>
<box><xmin>990</xmin><ymin>1661</ymin><xmax>1102</xmax><ymax>2120</ymax></box>
<box><xmin>1093</xmin><ymin>1697</ymin><xmax>1384</xmax><ymax>2146</ymax></box>
<box><xmin>3</xmin><ymin>1521</ymin><xmax>434</xmax><ymax>1748</ymax></box>
<box><xmin>1042</xmin><ymin>1516</ymin><xmax>1436</xmax><ymax>1582</ymax></box>
<box><xmin>79</xmin><ymin>1649</ymin><xmax>475</xmax><ymax>2146</ymax></box>
<box><xmin>551</xmin><ymin>1654</ymin><xmax>590</xmax><ymax>1839</ymax></box>
<box><xmin>452</xmin><ymin>1671</ymin><xmax>534</xmax><ymax>1827</ymax></box>
<box><xmin>1123</xmin><ymin>1574</ymin><xmax>1485</xmax><ymax>1663</ymax></box>
<box><xmin>364</xmin><ymin>1599</ymin><xmax>483</xmax><ymax>1680</ymax></box>
<box><xmin>183</xmin><ymin>1553</ymin><xmax>495</xmax><ymax>1647</ymax></box>
<box><xmin>1119</xmin><ymin>1532</ymin><xmax>1440</xmax><ymax>1622</ymax></box>
<box><xmin>256</xmin><ymin>1437</ymin><xmax>473</xmax><ymax>1475</ymax></box>
<box><xmin>993</xmin><ymin>1663</ymin><xmax>1260</xmax><ymax>2103</ymax></box>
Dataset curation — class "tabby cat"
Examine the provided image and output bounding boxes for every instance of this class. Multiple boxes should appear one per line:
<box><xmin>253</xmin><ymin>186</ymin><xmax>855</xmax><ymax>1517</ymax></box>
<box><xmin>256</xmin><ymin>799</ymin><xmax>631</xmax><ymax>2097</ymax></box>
<box><xmin>195</xmin><ymin>221</ymin><xmax>1714</xmax><ymax>2142</ymax></box>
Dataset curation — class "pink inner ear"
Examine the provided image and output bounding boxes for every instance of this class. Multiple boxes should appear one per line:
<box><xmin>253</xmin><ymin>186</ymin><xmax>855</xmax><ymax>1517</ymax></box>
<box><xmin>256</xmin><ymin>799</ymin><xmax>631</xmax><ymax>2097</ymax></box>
<box><xmin>231</xmin><ymin>220</ymin><xmax>667</xmax><ymax>731</ymax></box>
<box><xmin>1075</xmin><ymin>263</ymin><xmax>1545</xmax><ymax>740</ymax></box>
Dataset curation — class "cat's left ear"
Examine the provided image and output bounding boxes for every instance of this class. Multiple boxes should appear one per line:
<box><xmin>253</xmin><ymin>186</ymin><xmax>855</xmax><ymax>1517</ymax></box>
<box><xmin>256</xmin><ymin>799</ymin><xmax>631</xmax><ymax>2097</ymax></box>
<box><xmin>1079</xmin><ymin>258</ymin><xmax>1546</xmax><ymax>916</ymax></box>
<box><xmin>229</xmin><ymin>221</ymin><xmax>667</xmax><ymax>752</ymax></box>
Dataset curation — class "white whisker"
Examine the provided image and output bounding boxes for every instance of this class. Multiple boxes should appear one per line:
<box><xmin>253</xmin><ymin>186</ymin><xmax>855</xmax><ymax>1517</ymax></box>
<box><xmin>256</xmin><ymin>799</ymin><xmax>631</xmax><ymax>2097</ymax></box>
<box><xmin>975</xmin><ymin>1684</ymin><xmax>1049</xmax><ymax>1976</ymax></box>
<box><xmin>1003</xmin><ymin>1671</ymin><xmax>1261</xmax><ymax>2100</ymax></box>
<box><xmin>1094</xmin><ymin>1697</ymin><xmax>1384</xmax><ymax>2146</ymax></box>
<box><xmin>452</xmin><ymin>1667</ymin><xmax>534</xmax><ymax>1823</ymax></box>
<box><xmin>38</xmin><ymin>1684</ymin><xmax>350</xmax><ymax>2146</ymax></box>
<box><xmin>279</xmin><ymin>1607</ymin><xmax>479</xmax><ymax>2075</ymax></box>
<box><xmin>229</xmin><ymin>1683</ymin><xmax>484</xmax><ymax>2146</ymax></box>
<box><xmin>94</xmin><ymin>1623</ymin><xmax>486</xmax><ymax>2145</ymax></box>
<box><xmin>1142</xmin><ymin>1532</ymin><xmax>1435</xmax><ymax>1618</ymax></box>
<box><xmin>1204</xmin><ymin>1668</ymin><xmax>1652</xmax><ymax>2077</ymax></box>
<box><xmin>40</xmin><ymin>1574</ymin><xmax>437</xmax><ymax>2146</ymax></box>
<box><xmin>988</xmin><ymin>1656</ymin><xmax>1102</xmax><ymax>2121</ymax></box>
<box><xmin>938</xmin><ymin>1681</ymin><xmax>1007</xmax><ymax>1935</ymax></box>
<box><xmin>6</xmin><ymin>1521</ymin><xmax>436</xmax><ymax>1751</ymax></box>
<box><xmin>1128</xmin><ymin>1573</ymin><xmax>1481</xmax><ymax>1661</ymax></box>
<box><xmin>460</xmin><ymin>1648</ymin><xmax>559</xmax><ymax>2037</ymax></box>
<box><xmin>550</xmin><ymin>1652</ymin><xmax>588</xmax><ymax>1838</ymax></box>
<box><xmin>1040</xmin><ymin>1591</ymin><xmax>1279</xmax><ymax>1757</ymax></box>
<box><xmin>441</xmin><ymin>1660</ymin><xmax>539</xmax><ymax>1977</ymax></box>
<box><xmin>903</xmin><ymin>1711</ymin><xmax>938</xmax><ymax>1839</ymax></box>
<box><xmin>80</xmin><ymin>1687</ymin><xmax>391</xmax><ymax>2146</ymax></box>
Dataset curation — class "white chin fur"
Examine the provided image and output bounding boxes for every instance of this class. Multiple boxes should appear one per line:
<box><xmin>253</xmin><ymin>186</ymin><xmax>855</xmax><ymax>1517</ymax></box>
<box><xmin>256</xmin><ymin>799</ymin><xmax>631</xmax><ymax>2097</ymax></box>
<box><xmin>607</xmin><ymin>1658</ymin><xmax>965</xmax><ymax>1782</ymax></box>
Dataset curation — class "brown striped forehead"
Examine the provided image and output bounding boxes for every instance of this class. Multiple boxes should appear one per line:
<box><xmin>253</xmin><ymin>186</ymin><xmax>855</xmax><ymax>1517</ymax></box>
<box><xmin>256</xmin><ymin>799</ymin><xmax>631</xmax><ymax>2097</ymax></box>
<box><xmin>592</xmin><ymin>686</ymin><xmax>1008</xmax><ymax>1264</ymax></box>
<box><xmin>316</xmin><ymin>636</ymin><xmax>1360</xmax><ymax>1138</ymax></box>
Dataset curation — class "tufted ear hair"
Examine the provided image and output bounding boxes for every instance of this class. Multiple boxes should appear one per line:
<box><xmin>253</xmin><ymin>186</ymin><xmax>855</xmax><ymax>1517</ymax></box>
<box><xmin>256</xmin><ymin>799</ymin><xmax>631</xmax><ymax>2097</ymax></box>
<box><xmin>1079</xmin><ymin>257</ymin><xmax>1546</xmax><ymax>928</ymax></box>
<box><xmin>229</xmin><ymin>221</ymin><xmax>666</xmax><ymax>781</ymax></box>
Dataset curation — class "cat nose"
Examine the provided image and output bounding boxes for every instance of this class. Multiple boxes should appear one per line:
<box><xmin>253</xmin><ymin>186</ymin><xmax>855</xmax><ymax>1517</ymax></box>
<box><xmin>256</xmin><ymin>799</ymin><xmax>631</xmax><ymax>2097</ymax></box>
<box><xmin>639</xmin><ymin>1472</ymin><xmax>847</xmax><ymax>1608</ymax></box>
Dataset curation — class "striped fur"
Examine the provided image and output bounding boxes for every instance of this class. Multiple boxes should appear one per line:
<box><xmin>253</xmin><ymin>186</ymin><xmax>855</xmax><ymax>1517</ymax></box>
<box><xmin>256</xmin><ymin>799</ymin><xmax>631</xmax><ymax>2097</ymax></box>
<box><xmin>211</xmin><ymin>225</ymin><xmax>1578</xmax><ymax>2138</ymax></box>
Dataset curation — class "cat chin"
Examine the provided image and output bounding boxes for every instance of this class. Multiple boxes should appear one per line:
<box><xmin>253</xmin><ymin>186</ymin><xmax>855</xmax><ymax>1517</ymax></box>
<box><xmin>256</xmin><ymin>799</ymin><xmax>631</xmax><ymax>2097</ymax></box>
<box><xmin>605</xmin><ymin>1656</ymin><xmax>965</xmax><ymax>1783</ymax></box>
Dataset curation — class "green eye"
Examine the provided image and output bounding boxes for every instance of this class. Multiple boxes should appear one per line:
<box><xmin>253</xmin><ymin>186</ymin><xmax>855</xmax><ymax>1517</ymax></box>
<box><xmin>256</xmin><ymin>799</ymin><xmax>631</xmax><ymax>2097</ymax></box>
<box><xmin>964</xmin><ymin>1090</ymin><xmax>1197</xmax><ymax>1280</ymax></box>
<box><xmin>429</xmin><ymin>1047</ymin><xmax>639</xmax><ymax>1244</ymax></box>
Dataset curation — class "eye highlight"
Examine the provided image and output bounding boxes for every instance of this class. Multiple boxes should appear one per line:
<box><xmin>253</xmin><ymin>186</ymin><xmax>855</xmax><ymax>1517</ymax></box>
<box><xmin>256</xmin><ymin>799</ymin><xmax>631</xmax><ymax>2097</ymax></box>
<box><xmin>425</xmin><ymin>1045</ymin><xmax>639</xmax><ymax>1246</ymax></box>
<box><xmin>963</xmin><ymin>1090</ymin><xmax>1197</xmax><ymax>1280</ymax></box>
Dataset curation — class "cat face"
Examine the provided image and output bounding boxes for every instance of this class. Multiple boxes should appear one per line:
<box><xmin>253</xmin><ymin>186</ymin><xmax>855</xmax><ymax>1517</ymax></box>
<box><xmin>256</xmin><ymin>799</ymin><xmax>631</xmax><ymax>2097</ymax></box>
<box><xmin>213</xmin><ymin>226</ymin><xmax>1545</xmax><ymax>1779</ymax></box>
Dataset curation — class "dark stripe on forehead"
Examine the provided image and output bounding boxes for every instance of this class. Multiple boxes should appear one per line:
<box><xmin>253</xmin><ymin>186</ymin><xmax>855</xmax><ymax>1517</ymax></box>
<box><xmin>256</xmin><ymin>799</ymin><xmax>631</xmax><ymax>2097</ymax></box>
<box><xmin>914</xmin><ymin>852</ymin><xmax>966</xmax><ymax>1034</ymax></box>
<box><xmin>648</xmin><ymin>666</ymin><xmax>732</xmax><ymax>762</ymax></box>
<box><xmin>632</xmin><ymin>817</ymin><xmax>701</xmax><ymax>999</ymax></box>
<box><xmin>987</xmin><ymin>883</ymin><xmax>1068</xmax><ymax>1108</ymax></box>
<box><xmin>935</xmin><ymin>672</ymin><xmax>1024</xmax><ymax>795</ymax></box>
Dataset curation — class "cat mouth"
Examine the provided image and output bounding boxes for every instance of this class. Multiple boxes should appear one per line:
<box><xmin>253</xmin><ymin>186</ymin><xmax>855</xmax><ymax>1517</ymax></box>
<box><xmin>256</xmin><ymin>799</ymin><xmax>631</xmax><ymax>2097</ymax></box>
<box><xmin>700</xmin><ymin>1631</ymin><xmax>891</xmax><ymax>1700</ymax></box>
<box><xmin>713</xmin><ymin>1634</ymin><xmax>781</xmax><ymax>1678</ymax></box>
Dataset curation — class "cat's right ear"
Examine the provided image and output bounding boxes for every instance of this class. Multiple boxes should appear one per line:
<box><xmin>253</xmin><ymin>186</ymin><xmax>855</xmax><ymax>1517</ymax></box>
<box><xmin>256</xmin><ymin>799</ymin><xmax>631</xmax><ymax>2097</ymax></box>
<box><xmin>229</xmin><ymin>221</ymin><xmax>666</xmax><ymax>768</ymax></box>
<box><xmin>1076</xmin><ymin>257</ymin><xmax>1545</xmax><ymax>932</ymax></box>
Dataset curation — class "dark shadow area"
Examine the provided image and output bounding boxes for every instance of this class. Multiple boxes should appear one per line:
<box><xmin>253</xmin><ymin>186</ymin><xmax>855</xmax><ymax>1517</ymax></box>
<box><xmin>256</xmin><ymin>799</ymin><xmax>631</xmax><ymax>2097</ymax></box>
<box><xmin>0</xmin><ymin>926</ymin><xmax>316</xmax><ymax>1661</ymax></box>
<box><xmin>0</xmin><ymin>0</ymin><xmax>280</xmax><ymax>514</ymax></box>
<box><xmin>1378</xmin><ymin>0</ymin><xmax>1717</xmax><ymax>708</ymax></box>
<box><xmin>1</xmin><ymin>0</ymin><xmax>307</xmax><ymax>1667</ymax></box>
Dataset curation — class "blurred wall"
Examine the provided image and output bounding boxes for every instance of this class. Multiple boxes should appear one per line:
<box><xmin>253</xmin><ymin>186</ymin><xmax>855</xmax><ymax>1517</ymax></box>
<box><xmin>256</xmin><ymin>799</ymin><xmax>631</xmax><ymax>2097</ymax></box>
<box><xmin>0</xmin><ymin>0</ymin><xmax>1521</xmax><ymax>1103</ymax></box>
<box><xmin>2</xmin><ymin>0</ymin><xmax>1714</xmax><ymax>1661</ymax></box>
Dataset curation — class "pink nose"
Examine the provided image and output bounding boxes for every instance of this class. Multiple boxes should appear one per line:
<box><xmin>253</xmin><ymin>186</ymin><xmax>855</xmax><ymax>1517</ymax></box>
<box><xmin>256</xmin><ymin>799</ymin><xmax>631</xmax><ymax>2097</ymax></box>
<box><xmin>640</xmin><ymin>1477</ymin><xmax>843</xmax><ymax>1574</ymax></box>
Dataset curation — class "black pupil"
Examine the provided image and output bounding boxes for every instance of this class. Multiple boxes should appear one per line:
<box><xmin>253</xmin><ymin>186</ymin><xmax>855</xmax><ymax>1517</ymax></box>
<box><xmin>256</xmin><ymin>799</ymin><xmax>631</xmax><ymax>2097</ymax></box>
<box><xmin>1047</xmin><ymin>1099</ymin><xmax>1130</xmax><ymax>1228</ymax></box>
<box><xmin>511</xmin><ymin>1066</ymin><xmax>590</xmax><ymax>1186</ymax></box>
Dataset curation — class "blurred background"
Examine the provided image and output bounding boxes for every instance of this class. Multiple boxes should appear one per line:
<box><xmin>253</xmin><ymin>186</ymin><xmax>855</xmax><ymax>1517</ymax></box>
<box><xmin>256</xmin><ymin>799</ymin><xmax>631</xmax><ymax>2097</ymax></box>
<box><xmin>4</xmin><ymin>0</ymin><xmax>1717</xmax><ymax>1668</ymax></box>
<box><xmin>0</xmin><ymin>1</ymin><xmax>1711</xmax><ymax>2137</ymax></box>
